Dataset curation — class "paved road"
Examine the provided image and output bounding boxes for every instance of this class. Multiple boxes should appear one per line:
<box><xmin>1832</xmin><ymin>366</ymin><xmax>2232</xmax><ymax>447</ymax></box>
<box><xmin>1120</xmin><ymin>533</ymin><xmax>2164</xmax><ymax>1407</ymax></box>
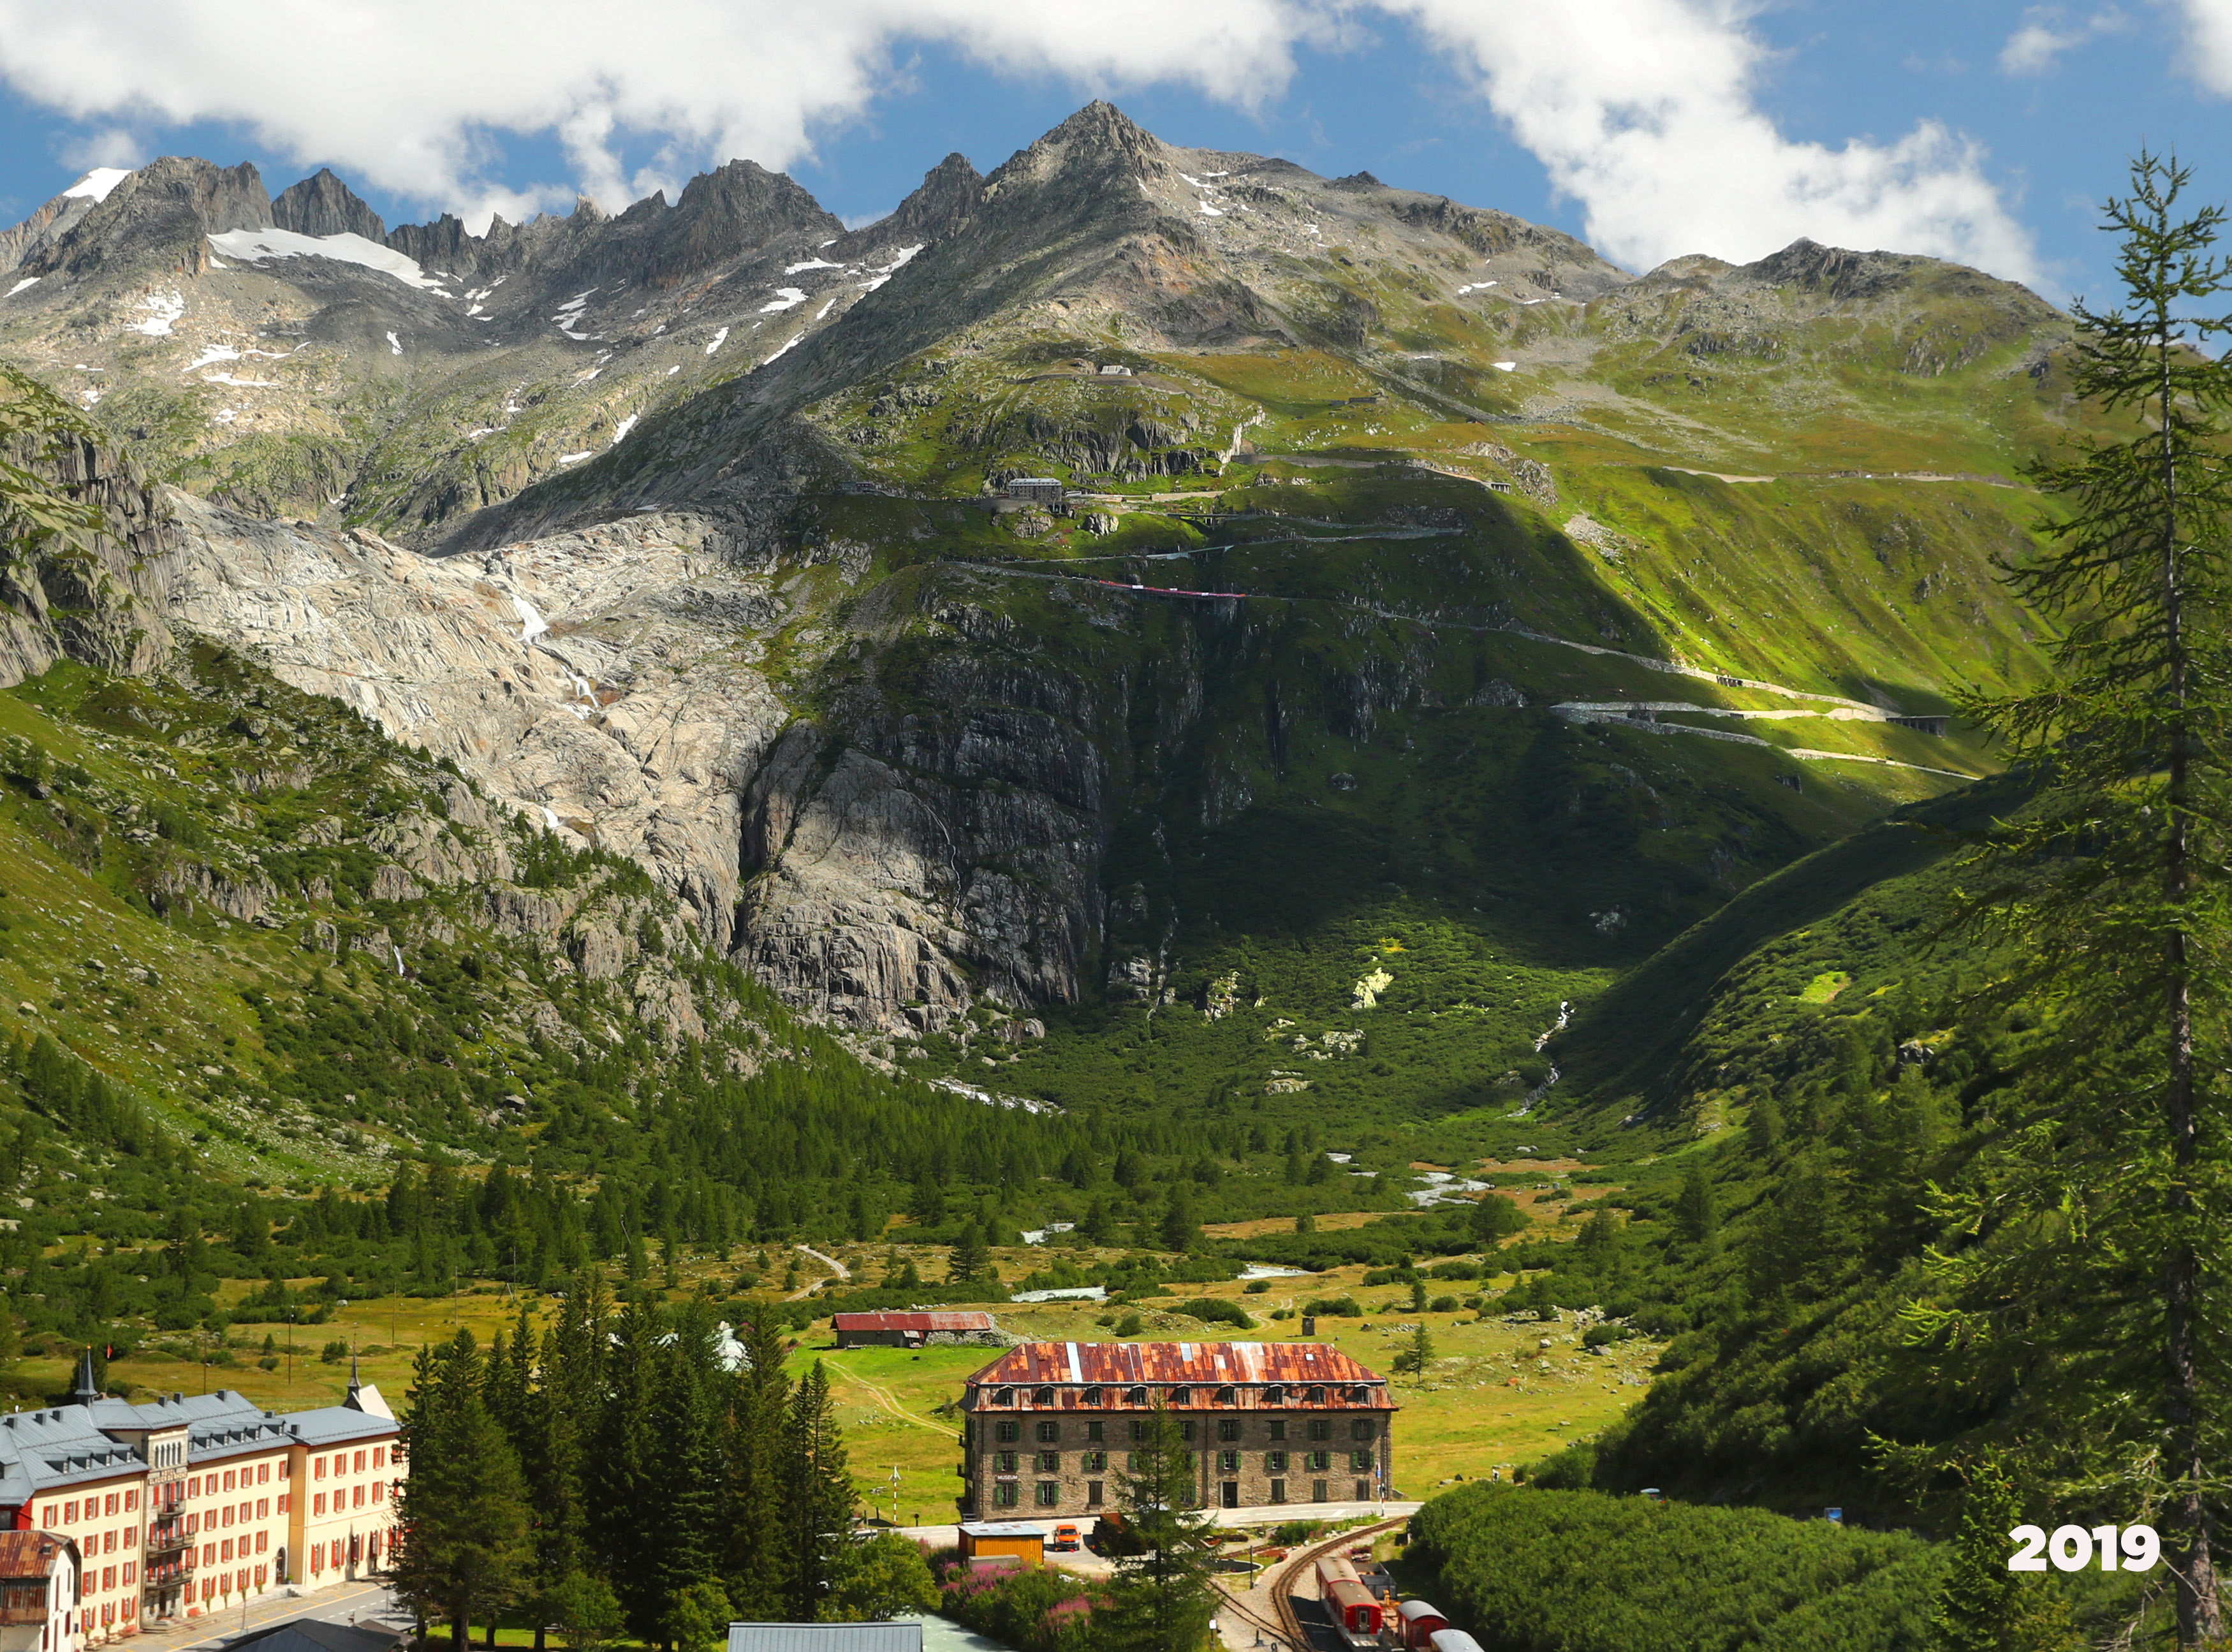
<box><xmin>135</xmin><ymin>1581</ymin><xmax>405</xmax><ymax>1652</ymax></box>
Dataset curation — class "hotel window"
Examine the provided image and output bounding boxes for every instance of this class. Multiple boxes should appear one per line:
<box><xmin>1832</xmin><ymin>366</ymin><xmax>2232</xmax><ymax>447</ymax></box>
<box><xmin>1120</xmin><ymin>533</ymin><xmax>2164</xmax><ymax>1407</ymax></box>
<box><xmin>1125</xmin><ymin>1387</ymin><xmax>1148</xmax><ymax>1405</ymax></box>
<box><xmin>1180</xmin><ymin>1422</ymin><xmax>1198</xmax><ymax>1443</ymax></box>
<box><xmin>1083</xmin><ymin>1387</ymin><xmax>1103</xmax><ymax>1407</ymax></box>
<box><xmin>1312</xmin><ymin>1480</ymin><xmax>1329</xmax><ymax>1503</ymax></box>
<box><xmin>1083</xmin><ymin>1452</ymin><xmax>1106</xmax><ymax>1472</ymax></box>
<box><xmin>353</xmin><ymin>1452</ymin><xmax>366</xmax><ymax>1473</ymax></box>
<box><xmin>1032</xmin><ymin>1388</ymin><xmax>1055</xmax><ymax>1407</ymax></box>
<box><xmin>1270</xmin><ymin>1479</ymin><xmax>1288</xmax><ymax>1503</ymax></box>
<box><xmin>994</xmin><ymin>1483</ymin><xmax>1018</xmax><ymax>1509</ymax></box>
<box><xmin>1268</xmin><ymin>1420</ymin><xmax>1287</xmax><ymax>1442</ymax></box>
<box><xmin>314</xmin><ymin>1459</ymin><xmax>325</xmax><ymax>1480</ymax></box>
<box><xmin>223</xmin><ymin>1473</ymin><xmax>235</xmax><ymax>1494</ymax></box>
<box><xmin>124</xmin><ymin>1491</ymin><xmax>136</xmax><ymax>1512</ymax></box>
<box><xmin>371</xmin><ymin>1484</ymin><xmax>383</xmax><ymax>1505</ymax></box>
<box><xmin>1309</xmin><ymin>1420</ymin><xmax>1332</xmax><ymax>1442</ymax></box>
<box><xmin>1351</xmin><ymin>1419</ymin><xmax>1376</xmax><ymax>1441</ymax></box>
<box><xmin>1264</xmin><ymin>1386</ymin><xmax>1286</xmax><ymax>1405</ymax></box>
<box><xmin>314</xmin><ymin>1495</ymin><xmax>327</xmax><ymax>1516</ymax></box>
<box><xmin>354</xmin><ymin>1486</ymin><xmax>365</xmax><ymax>1509</ymax></box>
<box><xmin>1170</xmin><ymin>1388</ymin><xmax>1191</xmax><ymax>1406</ymax></box>
<box><xmin>1217</xmin><ymin>1420</ymin><xmax>1240</xmax><ymax>1442</ymax></box>
<box><xmin>1351</xmin><ymin>1452</ymin><xmax>1375</xmax><ymax>1472</ymax></box>
<box><xmin>1086</xmin><ymin>1422</ymin><xmax>1104</xmax><ymax>1443</ymax></box>
<box><xmin>1215</xmin><ymin>1387</ymin><xmax>1235</xmax><ymax>1405</ymax></box>
<box><xmin>1129</xmin><ymin>1421</ymin><xmax>1147</xmax><ymax>1442</ymax></box>
<box><xmin>1217</xmin><ymin>1451</ymin><xmax>1238</xmax><ymax>1473</ymax></box>
<box><xmin>994</xmin><ymin>1453</ymin><xmax>1018</xmax><ymax>1474</ymax></box>
<box><xmin>1307</xmin><ymin>1452</ymin><xmax>1331</xmax><ymax>1471</ymax></box>
<box><xmin>1087</xmin><ymin>1482</ymin><xmax>1105</xmax><ymax>1507</ymax></box>
<box><xmin>372</xmin><ymin>1449</ymin><xmax>385</xmax><ymax>1469</ymax></box>
<box><xmin>1036</xmin><ymin>1452</ymin><xmax>1059</xmax><ymax>1473</ymax></box>
<box><xmin>107</xmin><ymin>1495</ymin><xmax>119</xmax><ymax>1516</ymax></box>
<box><xmin>994</xmin><ymin>1388</ymin><xmax>1015</xmax><ymax>1405</ymax></box>
<box><xmin>1267</xmin><ymin>1451</ymin><xmax>1289</xmax><ymax>1472</ymax></box>
<box><xmin>1036</xmin><ymin>1421</ymin><xmax>1059</xmax><ymax>1444</ymax></box>
<box><xmin>1306</xmin><ymin>1387</ymin><xmax>1326</xmax><ymax>1404</ymax></box>
<box><xmin>256</xmin><ymin>1533</ymin><xmax>267</xmax><ymax>1554</ymax></box>
<box><xmin>256</xmin><ymin>1500</ymin><xmax>268</xmax><ymax>1519</ymax></box>
<box><xmin>995</xmin><ymin>1421</ymin><xmax>1019</xmax><ymax>1444</ymax></box>
<box><xmin>1034</xmin><ymin>1482</ymin><xmax>1060</xmax><ymax>1507</ymax></box>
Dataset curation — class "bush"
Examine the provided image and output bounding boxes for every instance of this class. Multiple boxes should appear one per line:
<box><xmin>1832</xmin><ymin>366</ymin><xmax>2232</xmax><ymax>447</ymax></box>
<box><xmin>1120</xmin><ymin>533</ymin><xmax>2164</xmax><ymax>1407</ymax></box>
<box><xmin>1582</xmin><ymin>1323</ymin><xmax>1634</xmax><ymax>1349</ymax></box>
<box><xmin>1244</xmin><ymin>1280</ymin><xmax>1272</xmax><ymax>1294</ymax></box>
<box><xmin>1172</xmin><ymin>1297</ymin><xmax>1254</xmax><ymax>1329</ymax></box>
<box><xmin>1428</xmin><ymin>1295</ymin><xmax>1461</xmax><ymax>1313</ymax></box>
<box><xmin>319</xmin><ymin>1340</ymin><xmax>349</xmax><ymax>1364</ymax></box>
<box><xmin>1410</xmin><ymin>1484</ymin><xmax>1951</xmax><ymax>1652</ymax></box>
<box><xmin>1113</xmin><ymin>1312</ymin><xmax>1143</xmax><ymax>1336</ymax></box>
<box><xmin>1362</xmin><ymin>1266</ymin><xmax>1418</xmax><ymax>1287</ymax></box>
<box><xmin>1427</xmin><ymin>1260</ymin><xmax>1482</xmax><ymax>1280</ymax></box>
<box><xmin>1303</xmin><ymin>1295</ymin><xmax>1363</xmax><ymax>1318</ymax></box>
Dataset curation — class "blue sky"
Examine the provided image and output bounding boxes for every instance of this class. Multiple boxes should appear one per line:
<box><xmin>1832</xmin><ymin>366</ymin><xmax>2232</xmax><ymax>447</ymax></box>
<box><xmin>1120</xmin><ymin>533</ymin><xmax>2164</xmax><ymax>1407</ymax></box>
<box><xmin>0</xmin><ymin>1</ymin><xmax>2226</xmax><ymax>305</ymax></box>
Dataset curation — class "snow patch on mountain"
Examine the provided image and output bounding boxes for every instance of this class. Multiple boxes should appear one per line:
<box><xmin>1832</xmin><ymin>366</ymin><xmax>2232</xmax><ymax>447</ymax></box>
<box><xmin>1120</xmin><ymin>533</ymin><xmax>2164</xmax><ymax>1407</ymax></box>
<box><xmin>63</xmin><ymin>168</ymin><xmax>131</xmax><ymax>203</ymax></box>
<box><xmin>206</xmin><ymin>227</ymin><xmax>447</xmax><ymax>293</ymax></box>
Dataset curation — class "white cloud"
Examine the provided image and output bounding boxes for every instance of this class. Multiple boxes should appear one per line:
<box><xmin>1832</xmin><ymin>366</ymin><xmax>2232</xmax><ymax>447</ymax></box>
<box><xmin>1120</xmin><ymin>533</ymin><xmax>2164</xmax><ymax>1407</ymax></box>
<box><xmin>1387</xmin><ymin>0</ymin><xmax>2040</xmax><ymax>284</ymax></box>
<box><xmin>2000</xmin><ymin>8</ymin><xmax>2127</xmax><ymax>75</ymax></box>
<box><xmin>0</xmin><ymin>0</ymin><xmax>2038</xmax><ymax>283</ymax></box>
<box><xmin>0</xmin><ymin>0</ymin><xmax>1323</xmax><ymax>230</ymax></box>
<box><xmin>2170</xmin><ymin>0</ymin><xmax>2232</xmax><ymax>90</ymax></box>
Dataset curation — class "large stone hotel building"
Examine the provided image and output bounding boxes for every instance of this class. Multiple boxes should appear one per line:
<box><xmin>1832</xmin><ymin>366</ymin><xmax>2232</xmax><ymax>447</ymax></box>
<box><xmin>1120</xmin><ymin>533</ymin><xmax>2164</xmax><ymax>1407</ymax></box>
<box><xmin>958</xmin><ymin>1342</ymin><xmax>1396</xmax><ymax>1517</ymax></box>
<box><xmin>0</xmin><ymin>1359</ymin><xmax>401</xmax><ymax>1647</ymax></box>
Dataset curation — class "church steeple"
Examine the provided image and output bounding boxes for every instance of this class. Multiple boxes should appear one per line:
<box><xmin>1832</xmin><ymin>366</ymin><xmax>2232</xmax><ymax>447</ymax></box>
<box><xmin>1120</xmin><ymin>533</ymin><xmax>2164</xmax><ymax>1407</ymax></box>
<box><xmin>71</xmin><ymin>1348</ymin><xmax>99</xmax><ymax>1405</ymax></box>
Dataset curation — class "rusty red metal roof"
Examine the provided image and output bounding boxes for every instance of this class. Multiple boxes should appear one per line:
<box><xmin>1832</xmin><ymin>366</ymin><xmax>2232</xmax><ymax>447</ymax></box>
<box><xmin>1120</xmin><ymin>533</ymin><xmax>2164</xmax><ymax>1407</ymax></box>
<box><xmin>0</xmin><ymin>1529</ymin><xmax>71</xmax><ymax>1582</ymax></box>
<box><xmin>962</xmin><ymin>1341</ymin><xmax>1391</xmax><ymax>1407</ymax></box>
<box><xmin>833</xmin><ymin>1312</ymin><xmax>995</xmax><ymax>1333</ymax></box>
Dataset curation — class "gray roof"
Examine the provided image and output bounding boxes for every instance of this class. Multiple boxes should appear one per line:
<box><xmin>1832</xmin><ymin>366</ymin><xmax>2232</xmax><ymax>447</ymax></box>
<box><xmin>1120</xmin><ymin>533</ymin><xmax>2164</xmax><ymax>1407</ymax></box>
<box><xmin>221</xmin><ymin>1618</ymin><xmax>404</xmax><ymax>1652</ymax></box>
<box><xmin>280</xmin><ymin>1405</ymin><xmax>399</xmax><ymax>1448</ymax></box>
<box><xmin>0</xmin><ymin>1407</ymin><xmax>147</xmax><ymax>1506</ymax></box>
<box><xmin>728</xmin><ymin>1625</ymin><xmax>923</xmax><ymax>1652</ymax></box>
<box><xmin>0</xmin><ymin>1388</ymin><xmax>395</xmax><ymax>1507</ymax></box>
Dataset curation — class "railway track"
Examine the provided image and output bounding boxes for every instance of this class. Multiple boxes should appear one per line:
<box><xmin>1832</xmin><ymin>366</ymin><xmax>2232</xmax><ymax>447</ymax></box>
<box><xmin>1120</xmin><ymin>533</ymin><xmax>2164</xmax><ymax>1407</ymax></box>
<box><xmin>1215</xmin><ymin>1516</ymin><xmax>1409</xmax><ymax>1652</ymax></box>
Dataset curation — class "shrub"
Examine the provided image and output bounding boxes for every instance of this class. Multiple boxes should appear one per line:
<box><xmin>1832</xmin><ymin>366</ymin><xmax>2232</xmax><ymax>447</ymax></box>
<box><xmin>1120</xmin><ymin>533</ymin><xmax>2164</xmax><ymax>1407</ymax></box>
<box><xmin>1113</xmin><ymin>1312</ymin><xmax>1143</xmax><ymax>1336</ymax></box>
<box><xmin>1427</xmin><ymin>1260</ymin><xmax>1482</xmax><ymax>1281</ymax></box>
<box><xmin>319</xmin><ymin>1340</ymin><xmax>349</xmax><ymax>1364</ymax></box>
<box><xmin>1412</xmin><ymin>1485</ymin><xmax>1954</xmax><ymax>1652</ymax></box>
<box><xmin>1303</xmin><ymin>1295</ymin><xmax>1363</xmax><ymax>1318</ymax></box>
<box><xmin>1582</xmin><ymin>1323</ymin><xmax>1634</xmax><ymax>1349</ymax></box>
<box><xmin>1173</xmin><ymin>1297</ymin><xmax>1254</xmax><ymax>1329</ymax></box>
<box><xmin>1428</xmin><ymin>1295</ymin><xmax>1461</xmax><ymax>1313</ymax></box>
<box><xmin>1244</xmin><ymin>1280</ymin><xmax>1272</xmax><ymax>1294</ymax></box>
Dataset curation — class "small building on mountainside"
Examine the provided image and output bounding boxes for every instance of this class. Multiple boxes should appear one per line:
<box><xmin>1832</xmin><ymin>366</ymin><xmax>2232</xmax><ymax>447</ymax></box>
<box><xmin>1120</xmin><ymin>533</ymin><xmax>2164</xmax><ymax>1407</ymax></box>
<box><xmin>957</xmin><ymin>1341</ymin><xmax>1396</xmax><ymax>1518</ymax></box>
<box><xmin>0</xmin><ymin>1356</ymin><xmax>402</xmax><ymax>1643</ymax></box>
<box><xmin>0</xmin><ymin>1529</ymin><xmax>80</xmax><ymax>1652</ymax></box>
<box><xmin>832</xmin><ymin>1312</ymin><xmax>998</xmax><ymax>1349</ymax></box>
<box><xmin>958</xmin><ymin>1522</ymin><xmax>1045</xmax><ymax>1564</ymax></box>
<box><xmin>1003</xmin><ymin>478</ymin><xmax>1066</xmax><ymax>508</ymax></box>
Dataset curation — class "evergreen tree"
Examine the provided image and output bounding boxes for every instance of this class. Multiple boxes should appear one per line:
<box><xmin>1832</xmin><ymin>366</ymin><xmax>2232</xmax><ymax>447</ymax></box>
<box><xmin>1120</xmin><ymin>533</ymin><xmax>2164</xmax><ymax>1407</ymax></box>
<box><xmin>948</xmin><ymin>1226</ymin><xmax>990</xmax><ymax>1284</ymax></box>
<box><xmin>724</xmin><ymin>1312</ymin><xmax>794</xmax><ymax>1618</ymax></box>
<box><xmin>1673</xmin><ymin>1164</ymin><xmax>1717</xmax><ymax>1246</ymax></box>
<box><xmin>1918</xmin><ymin>151</ymin><xmax>2232</xmax><ymax>1646</ymax></box>
<box><xmin>1393</xmin><ymin>1324</ymin><xmax>1435</xmax><ymax>1379</ymax></box>
<box><xmin>783</xmin><ymin>1361</ymin><xmax>855</xmax><ymax>1622</ymax></box>
<box><xmin>390</xmin><ymin>1330</ymin><xmax>534</xmax><ymax>1650</ymax></box>
<box><xmin>1930</xmin><ymin>1455</ymin><xmax>2079</xmax><ymax>1652</ymax></box>
<box><xmin>1159</xmin><ymin>1188</ymin><xmax>1198</xmax><ymax>1254</ymax></box>
<box><xmin>1101</xmin><ymin>1401</ymin><xmax>1215</xmax><ymax>1652</ymax></box>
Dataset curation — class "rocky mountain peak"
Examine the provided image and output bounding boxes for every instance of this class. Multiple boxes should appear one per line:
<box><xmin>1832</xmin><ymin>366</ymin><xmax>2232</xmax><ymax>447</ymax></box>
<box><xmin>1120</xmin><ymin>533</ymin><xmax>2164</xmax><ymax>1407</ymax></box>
<box><xmin>272</xmin><ymin>168</ymin><xmax>386</xmax><ymax>242</ymax></box>
<box><xmin>23</xmin><ymin>156</ymin><xmax>272</xmax><ymax>280</ymax></box>
<box><xmin>869</xmin><ymin>152</ymin><xmax>987</xmax><ymax>245</ymax></box>
<box><xmin>992</xmin><ymin>99</ymin><xmax>1166</xmax><ymax>192</ymax></box>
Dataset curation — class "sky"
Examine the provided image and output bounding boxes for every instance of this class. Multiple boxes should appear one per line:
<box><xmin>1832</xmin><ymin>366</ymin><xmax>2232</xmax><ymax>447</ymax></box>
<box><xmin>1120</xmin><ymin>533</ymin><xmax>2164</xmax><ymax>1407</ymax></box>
<box><xmin>0</xmin><ymin>0</ymin><xmax>2228</xmax><ymax>305</ymax></box>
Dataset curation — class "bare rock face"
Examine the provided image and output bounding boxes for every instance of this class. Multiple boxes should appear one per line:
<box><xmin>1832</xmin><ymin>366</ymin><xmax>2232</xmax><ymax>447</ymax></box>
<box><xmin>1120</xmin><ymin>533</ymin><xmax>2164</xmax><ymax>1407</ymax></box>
<box><xmin>271</xmin><ymin>168</ymin><xmax>386</xmax><ymax>242</ymax></box>
<box><xmin>0</xmin><ymin>432</ymin><xmax>183</xmax><ymax>687</ymax></box>
<box><xmin>162</xmin><ymin>495</ymin><xmax>790</xmax><ymax>949</ymax></box>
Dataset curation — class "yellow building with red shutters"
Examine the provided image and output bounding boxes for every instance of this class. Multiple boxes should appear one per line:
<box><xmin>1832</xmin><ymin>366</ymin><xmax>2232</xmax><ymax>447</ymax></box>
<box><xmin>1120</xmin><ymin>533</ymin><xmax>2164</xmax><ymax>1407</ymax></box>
<box><xmin>0</xmin><ymin>1357</ymin><xmax>402</xmax><ymax>1642</ymax></box>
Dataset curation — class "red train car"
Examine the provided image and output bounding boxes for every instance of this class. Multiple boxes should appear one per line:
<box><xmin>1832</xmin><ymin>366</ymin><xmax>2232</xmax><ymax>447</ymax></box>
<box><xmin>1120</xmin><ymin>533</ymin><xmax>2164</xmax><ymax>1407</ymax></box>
<box><xmin>1315</xmin><ymin>1555</ymin><xmax>1360</xmax><ymax>1593</ymax></box>
<box><xmin>1325</xmin><ymin>1577</ymin><xmax>1383</xmax><ymax>1635</ymax></box>
<box><xmin>1397</xmin><ymin>1600</ymin><xmax>1450</xmax><ymax>1648</ymax></box>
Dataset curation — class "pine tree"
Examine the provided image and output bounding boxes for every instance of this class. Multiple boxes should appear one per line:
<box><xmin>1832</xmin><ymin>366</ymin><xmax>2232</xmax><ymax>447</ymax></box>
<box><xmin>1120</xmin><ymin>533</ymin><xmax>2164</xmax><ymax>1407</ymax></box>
<box><xmin>1393</xmin><ymin>1324</ymin><xmax>1435</xmax><ymax>1379</ymax></box>
<box><xmin>948</xmin><ymin>1226</ymin><xmax>990</xmax><ymax>1284</ymax></box>
<box><xmin>390</xmin><ymin>1330</ymin><xmax>534</xmax><ymax>1650</ymax></box>
<box><xmin>1159</xmin><ymin>1188</ymin><xmax>1198</xmax><ymax>1254</ymax></box>
<box><xmin>783</xmin><ymin>1361</ymin><xmax>854</xmax><ymax>1621</ymax></box>
<box><xmin>724</xmin><ymin>1312</ymin><xmax>794</xmax><ymax>1618</ymax></box>
<box><xmin>1101</xmin><ymin>1401</ymin><xmax>1215</xmax><ymax>1652</ymax></box>
<box><xmin>1915</xmin><ymin>151</ymin><xmax>2232</xmax><ymax>1647</ymax></box>
<box><xmin>1673</xmin><ymin>1164</ymin><xmax>1717</xmax><ymax>1246</ymax></box>
<box><xmin>1931</xmin><ymin>1455</ymin><xmax>2079</xmax><ymax>1652</ymax></box>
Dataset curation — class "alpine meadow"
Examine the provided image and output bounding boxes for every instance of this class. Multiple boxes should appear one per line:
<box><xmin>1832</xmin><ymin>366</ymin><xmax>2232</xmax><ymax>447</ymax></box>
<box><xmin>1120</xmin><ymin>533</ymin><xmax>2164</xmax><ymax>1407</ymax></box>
<box><xmin>6</xmin><ymin>47</ymin><xmax>2232</xmax><ymax>1652</ymax></box>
